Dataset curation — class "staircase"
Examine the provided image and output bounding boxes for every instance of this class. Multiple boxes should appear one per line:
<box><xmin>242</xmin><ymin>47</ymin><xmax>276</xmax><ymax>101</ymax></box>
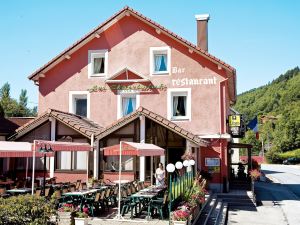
<box><xmin>229</xmin><ymin>180</ymin><xmax>251</xmax><ymax>190</ymax></box>
<box><xmin>193</xmin><ymin>191</ymin><xmax>255</xmax><ymax>225</ymax></box>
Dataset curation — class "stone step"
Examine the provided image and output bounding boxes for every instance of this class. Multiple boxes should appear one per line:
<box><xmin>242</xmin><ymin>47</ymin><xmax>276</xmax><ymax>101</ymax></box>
<box><xmin>216</xmin><ymin>202</ymin><xmax>228</xmax><ymax>225</ymax></box>
<box><xmin>193</xmin><ymin>195</ymin><xmax>217</xmax><ymax>225</ymax></box>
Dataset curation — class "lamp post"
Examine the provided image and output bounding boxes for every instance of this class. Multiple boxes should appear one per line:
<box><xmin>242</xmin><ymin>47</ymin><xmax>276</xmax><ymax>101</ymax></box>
<box><xmin>39</xmin><ymin>144</ymin><xmax>53</xmax><ymax>196</ymax></box>
<box><xmin>175</xmin><ymin>161</ymin><xmax>183</xmax><ymax>196</ymax></box>
<box><xmin>183</xmin><ymin>160</ymin><xmax>190</xmax><ymax>187</ymax></box>
<box><xmin>166</xmin><ymin>163</ymin><xmax>175</xmax><ymax>225</ymax></box>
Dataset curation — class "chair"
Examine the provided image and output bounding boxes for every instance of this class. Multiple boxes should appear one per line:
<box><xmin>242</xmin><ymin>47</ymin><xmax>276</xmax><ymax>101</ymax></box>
<box><xmin>35</xmin><ymin>189</ymin><xmax>41</xmax><ymax>197</ymax></box>
<box><xmin>74</xmin><ymin>180</ymin><xmax>81</xmax><ymax>190</ymax></box>
<box><xmin>0</xmin><ymin>187</ymin><xmax>6</xmax><ymax>197</ymax></box>
<box><xmin>70</xmin><ymin>185</ymin><xmax>76</xmax><ymax>192</ymax></box>
<box><xmin>147</xmin><ymin>191</ymin><xmax>168</xmax><ymax>219</ymax></box>
<box><xmin>62</xmin><ymin>187</ymin><xmax>69</xmax><ymax>194</ymax></box>
<box><xmin>44</xmin><ymin>188</ymin><xmax>51</xmax><ymax>198</ymax></box>
<box><xmin>80</xmin><ymin>182</ymin><xmax>87</xmax><ymax>190</ymax></box>
<box><xmin>121</xmin><ymin>190</ymin><xmax>137</xmax><ymax>219</ymax></box>
<box><xmin>130</xmin><ymin>184</ymin><xmax>137</xmax><ymax>194</ymax></box>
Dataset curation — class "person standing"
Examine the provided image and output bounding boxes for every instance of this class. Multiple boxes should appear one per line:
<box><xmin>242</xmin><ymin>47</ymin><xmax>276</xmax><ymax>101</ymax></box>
<box><xmin>155</xmin><ymin>162</ymin><xmax>165</xmax><ymax>186</ymax></box>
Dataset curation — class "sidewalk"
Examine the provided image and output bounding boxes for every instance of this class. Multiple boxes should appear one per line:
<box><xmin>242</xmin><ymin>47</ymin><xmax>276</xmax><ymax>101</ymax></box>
<box><xmin>227</xmin><ymin>180</ymin><xmax>300</xmax><ymax>225</ymax></box>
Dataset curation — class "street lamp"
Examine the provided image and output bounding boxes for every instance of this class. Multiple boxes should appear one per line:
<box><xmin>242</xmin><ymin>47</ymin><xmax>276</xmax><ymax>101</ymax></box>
<box><xmin>166</xmin><ymin>163</ymin><xmax>175</xmax><ymax>225</ymax></box>
<box><xmin>39</xmin><ymin>144</ymin><xmax>53</xmax><ymax>196</ymax></box>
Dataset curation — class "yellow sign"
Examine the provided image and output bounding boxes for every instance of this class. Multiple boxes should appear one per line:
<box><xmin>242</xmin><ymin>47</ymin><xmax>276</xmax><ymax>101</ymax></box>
<box><xmin>229</xmin><ymin>115</ymin><xmax>241</xmax><ymax>127</ymax></box>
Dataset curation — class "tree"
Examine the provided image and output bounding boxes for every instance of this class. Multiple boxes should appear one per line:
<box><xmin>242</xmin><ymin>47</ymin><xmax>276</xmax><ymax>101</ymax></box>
<box><xmin>0</xmin><ymin>83</ymin><xmax>37</xmax><ymax>117</ymax></box>
<box><xmin>18</xmin><ymin>89</ymin><xmax>30</xmax><ymax>116</ymax></box>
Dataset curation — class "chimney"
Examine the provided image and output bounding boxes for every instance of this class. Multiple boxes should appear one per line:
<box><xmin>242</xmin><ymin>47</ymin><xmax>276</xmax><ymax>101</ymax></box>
<box><xmin>195</xmin><ymin>14</ymin><xmax>210</xmax><ymax>51</ymax></box>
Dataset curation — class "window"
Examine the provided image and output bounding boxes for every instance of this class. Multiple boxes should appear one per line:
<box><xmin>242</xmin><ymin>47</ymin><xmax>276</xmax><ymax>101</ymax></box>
<box><xmin>69</xmin><ymin>91</ymin><xmax>90</xmax><ymax>118</ymax></box>
<box><xmin>104</xmin><ymin>156</ymin><xmax>134</xmax><ymax>171</ymax></box>
<box><xmin>55</xmin><ymin>151</ymin><xmax>87</xmax><ymax>170</ymax></box>
<box><xmin>117</xmin><ymin>91</ymin><xmax>140</xmax><ymax>119</ymax></box>
<box><xmin>150</xmin><ymin>47</ymin><xmax>171</xmax><ymax>75</ymax></box>
<box><xmin>167</xmin><ymin>88</ymin><xmax>191</xmax><ymax>121</ymax></box>
<box><xmin>88</xmin><ymin>50</ymin><xmax>108</xmax><ymax>77</ymax></box>
<box><xmin>55</xmin><ymin>139</ymin><xmax>88</xmax><ymax>171</ymax></box>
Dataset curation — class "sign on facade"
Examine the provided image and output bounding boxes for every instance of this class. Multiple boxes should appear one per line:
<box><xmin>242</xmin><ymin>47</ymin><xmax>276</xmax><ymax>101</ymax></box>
<box><xmin>205</xmin><ymin>158</ymin><xmax>220</xmax><ymax>173</ymax></box>
<box><xmin>205</xmin><ymin>158</ymin><xmax>220</xmax><ymax>166</ymax></box>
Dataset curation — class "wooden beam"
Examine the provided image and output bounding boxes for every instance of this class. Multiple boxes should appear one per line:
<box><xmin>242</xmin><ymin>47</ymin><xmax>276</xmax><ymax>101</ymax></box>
<box><xmin>188</xmin><ymin>48</ymin><xmax>194</xmax><ymax>54</ymax></box>
<box><xmin>94</xmin><ymin>33</ymin><xmax>100</xmax><ymax>38</ymax></box>
<box><xmin>156</xmin><ymin>28</ymin><xmax>161</xmax><ymax>34</ymax></box>
<box><xmin>39</xmin><ymin>73</ymin><xmax>45</xmax><ymax>78</ymax></box>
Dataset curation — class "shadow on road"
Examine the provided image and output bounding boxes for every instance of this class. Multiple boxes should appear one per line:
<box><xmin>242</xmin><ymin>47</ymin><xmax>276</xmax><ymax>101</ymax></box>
<box><xmin>261</xmin><ymin>169</ymin><xmax>284</xmax><ymax>175</ymax></box>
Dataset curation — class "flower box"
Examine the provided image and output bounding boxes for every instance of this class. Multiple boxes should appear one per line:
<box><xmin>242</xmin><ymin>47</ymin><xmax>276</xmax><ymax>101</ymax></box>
<box><xmin>57</xmin><ymin>211</ymin><xmax>74</xmax><ymax>225</ymax></box>
<box><xmin>173</xmin><ymin>220</ymin><xmax>187</xmax><ymax>225</ymax></box>
<box><xmin>74</xmin><ymin>217</ymin><xmax>88</xmax><ymax>225</ymax></box>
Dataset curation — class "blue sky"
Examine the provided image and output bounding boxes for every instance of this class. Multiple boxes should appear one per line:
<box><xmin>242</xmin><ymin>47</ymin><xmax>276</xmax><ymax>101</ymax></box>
<box><xmin>0</xmin><ymin>0</ymin><xmax>299</xmax><ymax>108</ymax></box>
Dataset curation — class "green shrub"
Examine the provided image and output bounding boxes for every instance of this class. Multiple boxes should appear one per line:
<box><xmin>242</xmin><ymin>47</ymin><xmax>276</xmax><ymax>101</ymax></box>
<box><xmin>0</xmin><ymin>194</ymin><xmax>55</xmax><ymax>225</ymax></box>
<box><xmin>278</xmin><ymin>149</ymin><xmax>300</xmax><ymax>160</ymax></box>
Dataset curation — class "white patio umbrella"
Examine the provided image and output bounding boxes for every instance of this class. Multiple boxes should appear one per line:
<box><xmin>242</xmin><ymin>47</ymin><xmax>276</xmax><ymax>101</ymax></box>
<box><xmin>103</xmin><ymin>141</ymin><xmax>165</xmax><ymax>220</ymax></box>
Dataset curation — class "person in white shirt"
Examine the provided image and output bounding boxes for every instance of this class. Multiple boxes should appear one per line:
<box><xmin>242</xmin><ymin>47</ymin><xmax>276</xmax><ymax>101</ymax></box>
<box><xmin>155</xmin><ymin>162</ymin><xmax>165</xmax><ymax>186</ymax></box>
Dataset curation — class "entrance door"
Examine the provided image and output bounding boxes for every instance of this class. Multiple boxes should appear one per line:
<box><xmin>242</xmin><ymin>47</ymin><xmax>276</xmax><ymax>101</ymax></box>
<box><xmin>167</xmin><ymin>148</ymin><xmax>185</xmax><ymax>165</ymax></box>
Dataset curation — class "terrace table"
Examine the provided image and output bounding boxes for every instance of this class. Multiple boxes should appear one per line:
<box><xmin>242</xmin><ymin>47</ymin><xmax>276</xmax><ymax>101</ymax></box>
<box><xmin>130</xmin><ymin>186</ymin><xmax>166</xmax><ymax>218</ymax></box>
<box><xmin>62</xmin><ymin>189</ymin><xmax>98</xmax><ymax>211</ymax></box>
<box><xmin>6</xmin><ymin>188</ymin><xmax>32</xmax><ymax>196</ymax></box>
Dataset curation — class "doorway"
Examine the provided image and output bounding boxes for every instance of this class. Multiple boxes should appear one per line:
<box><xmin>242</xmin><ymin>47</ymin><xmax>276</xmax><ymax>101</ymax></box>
<box><xmin>167</xmin><ymin>148</ymin><xmax>185</xmax><ymax>164</ymax></box>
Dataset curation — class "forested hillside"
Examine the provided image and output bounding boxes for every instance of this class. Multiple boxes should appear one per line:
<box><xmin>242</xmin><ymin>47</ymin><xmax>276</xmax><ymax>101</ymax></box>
<box><xmin>234</xmin><ymin>67</ymin><xmax>300</xmax><ymax>162</ymax></box>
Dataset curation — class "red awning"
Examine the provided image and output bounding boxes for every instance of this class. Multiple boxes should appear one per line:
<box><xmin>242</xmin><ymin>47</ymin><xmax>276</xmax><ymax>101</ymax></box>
<box><xmin>0</xmin><ymin>140</ymin><xmax>92</xmax><ymax>158</ymax></box>
<box><xmin>34</xmin><ymin>140</ymin><xmax>92</xmax><ymax>152</ymax></box>
<box><xmin>103</xmin><ymin>142</ymin><xmax>164</xmax><ymax>156</ymax></box>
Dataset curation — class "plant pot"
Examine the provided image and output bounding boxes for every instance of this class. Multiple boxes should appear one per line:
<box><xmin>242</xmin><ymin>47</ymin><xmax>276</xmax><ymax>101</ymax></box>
<box><xmin>58</xmin><ymin>211</ymin><xmax>74</xmax><ymax>225</ymax></box>
<box><xmin>173</xmin><ymin>220</ymin><xmax>187</xmax><ymax>225</ymax></box>
<box><xmin>192</xmin><ymin>205</ymin><xmax>200</xmax><ymax>220</ymax></box>
<box><xmin>74</xmin><ymin>217</ymin><xmax>88</xmax><ymax>225</ymax></box>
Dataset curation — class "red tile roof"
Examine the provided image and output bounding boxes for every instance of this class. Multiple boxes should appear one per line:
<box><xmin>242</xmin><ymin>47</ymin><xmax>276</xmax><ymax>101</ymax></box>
<box><xmin>8</xmin><ymin>107</ymin><xmax>208</xmax><ymax>147</ymax></box>
<box><xmin>28</xmin><ymin>6</ymin><xmax>235</xmax><ymax>82</ymax></box>
<box><xmin>97</xmin><ymin>106</ymin><xmax>209</xmax><ymax>146</ymax></box>
<box><xmin>0</xmin><ymin>117</ymin><xmax>34</xmax><ymax>136</ymax></box>
<box><xmin>9</xmin><ymin>109</ymin><xmax>103</xmax><ymax>140</ymax></box>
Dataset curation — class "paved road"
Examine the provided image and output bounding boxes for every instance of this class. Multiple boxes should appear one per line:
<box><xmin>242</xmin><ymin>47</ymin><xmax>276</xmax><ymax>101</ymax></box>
<box><xmin>228</xmin><ymin>164</ymin><xmax>300</xmax><ymax>225</ymax></box>
<box><xmin>261</xmin><ymin>164</ymin><xmax>300</xmax><ymax>198</ymax></box>
<box><xmin>260</xmin><ymin>164</ymin><xmax>300</xmax><ymax>225</ymax></box>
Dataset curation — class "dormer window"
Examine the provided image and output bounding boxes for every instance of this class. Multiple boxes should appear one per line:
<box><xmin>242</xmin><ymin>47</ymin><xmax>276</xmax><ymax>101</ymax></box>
<box><xmin>88</xmin><ymin>50</ymin><xmax>108</xmax><ymax>77</ymax></box>
<box><xmin>150</xmin><ymin>46</ymin><xmax>171</xmax><ymax>75</ymax></box>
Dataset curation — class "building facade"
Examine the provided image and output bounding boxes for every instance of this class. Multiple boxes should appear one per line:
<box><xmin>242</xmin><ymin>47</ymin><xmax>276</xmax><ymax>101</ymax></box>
<box><xmin>7</xmin><ymin>6</ymin><xmax>236</xmax><ymax>191</ymax></box>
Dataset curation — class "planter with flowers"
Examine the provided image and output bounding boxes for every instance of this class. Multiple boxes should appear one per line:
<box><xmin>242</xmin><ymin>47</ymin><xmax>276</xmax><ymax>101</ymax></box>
<box><xmin>57</xmin><ymin>203</ymin><xmax>75</xmax><ymax>225</ymax></box>
<box><xmin>249</xmin><ymin>169</ymin><xmax>261</xmax><ymax>205</ymax></box>
<box><xmin>74</xmin><ymin>211</ymin><xmax>88</xmax><ymax>225</ymax></box>
<box><xmin>172</xmin><ymin>207</ymin><xmax>191</xmax><ymax>225</ymax></box>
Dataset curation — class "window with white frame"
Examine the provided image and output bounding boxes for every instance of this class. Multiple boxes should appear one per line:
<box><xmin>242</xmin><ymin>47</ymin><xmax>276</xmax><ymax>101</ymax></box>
<box><xmin>88</xmin><ymin>50</ymin><xmax>108</xmax><ymax>77</ymax></box>
<box><xmin>150</xmin><ymin>46</ymin><xmax>171</xmax><ymax>75</ymax></box>
<box><xmin>167</xmin><ymin>88</ymin><xmax>191</xmax><ymax>120</ymax></box>
<box><xmin>117</xmin><ymin>91</ymin><xmax>140</xmax><ymax>119</ymax></box>
<box><xmin>55</xmin><ymin>151</ymin><xmax>87</xmax><ymax>170</ymax></box>
<box><xmin>69</xmin><ymin>91</ymin><xmax>90</xmax><ymax>118</ymax></box>
<box><xmin>55</xmin><ymin>139</ymin><xmax>88</xmax><ymax>171</ymax></box>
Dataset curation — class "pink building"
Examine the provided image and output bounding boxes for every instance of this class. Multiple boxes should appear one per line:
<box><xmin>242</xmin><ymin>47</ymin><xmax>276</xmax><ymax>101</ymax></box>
<box><xmin>7</xmin><ymin>6</ymin><xmax>237</xmax><ymax>191</ymax></box>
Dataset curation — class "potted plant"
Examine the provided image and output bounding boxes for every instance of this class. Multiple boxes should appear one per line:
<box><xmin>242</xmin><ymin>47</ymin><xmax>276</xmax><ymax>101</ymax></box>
<box><xmin>172</xmin><ymin>208</ymin><xmax>190</xmax><ymax>225</ymax></box>
<box><xmin>74</xmin><ymin>211</ymin><xmax>88</xmax><ymax>225</ymax></box>
<box><xmin>57</xmin><ymin>203</ymin><xmax>75</xmax><ymax>225</ymax></box>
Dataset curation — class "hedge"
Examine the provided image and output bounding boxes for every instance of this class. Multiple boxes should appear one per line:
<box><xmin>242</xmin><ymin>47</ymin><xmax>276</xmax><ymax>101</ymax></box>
<box><xmin>0</xmin><ymin>195</ymin><xmax>55</xmax><ymax>225</ymax></box>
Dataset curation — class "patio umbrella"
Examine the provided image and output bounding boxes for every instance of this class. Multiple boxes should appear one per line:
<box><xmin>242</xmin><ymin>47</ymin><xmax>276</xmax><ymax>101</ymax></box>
<box><xmin>103</xmin><ymin>141</ymin><xmax>165</xmax><ymax>220</ymax></box>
